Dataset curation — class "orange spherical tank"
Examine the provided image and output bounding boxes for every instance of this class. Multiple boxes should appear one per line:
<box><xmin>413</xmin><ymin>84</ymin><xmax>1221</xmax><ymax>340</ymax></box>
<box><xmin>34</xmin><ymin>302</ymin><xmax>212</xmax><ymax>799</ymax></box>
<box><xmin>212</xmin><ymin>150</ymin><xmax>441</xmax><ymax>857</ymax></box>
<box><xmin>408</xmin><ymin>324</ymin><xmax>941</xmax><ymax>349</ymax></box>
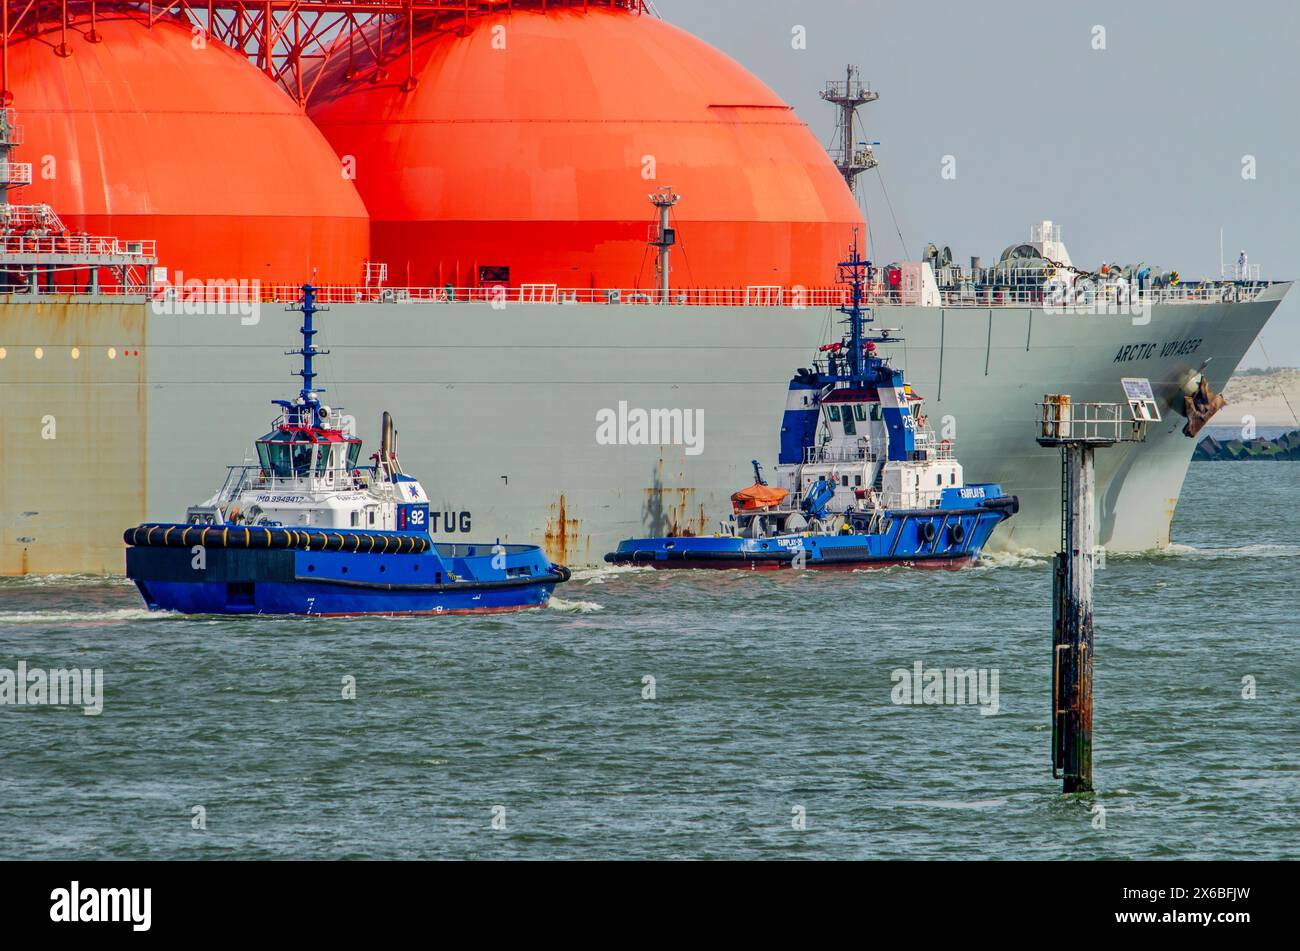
<box><xmin>307</xmin><ymin>8</ymin><xmax>863</xmax><ymax>289</ymax></box>
<box><xmin>10</xmin><ymin>15</ymin><xmax>369</xmax><ymax>283</ymax></box>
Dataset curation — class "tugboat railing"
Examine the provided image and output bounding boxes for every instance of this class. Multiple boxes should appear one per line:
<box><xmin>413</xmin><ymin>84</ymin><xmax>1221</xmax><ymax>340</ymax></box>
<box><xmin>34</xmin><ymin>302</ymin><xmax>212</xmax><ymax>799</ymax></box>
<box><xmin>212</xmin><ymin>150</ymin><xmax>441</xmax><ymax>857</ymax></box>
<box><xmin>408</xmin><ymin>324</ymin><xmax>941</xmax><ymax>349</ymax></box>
<box><xmin>213</xmin><ymin>465</ymin><xmax>398</xmax><ymax>510</ymax></box>
<box><xmin>803</xmin><ymin>445</ymin><xmax>878</xmax><ymax>464</ymax></box>
<box><xmin>913</xmin><ymin>431</ymin><xmax>956</xmax><ymax>460</ymax></box>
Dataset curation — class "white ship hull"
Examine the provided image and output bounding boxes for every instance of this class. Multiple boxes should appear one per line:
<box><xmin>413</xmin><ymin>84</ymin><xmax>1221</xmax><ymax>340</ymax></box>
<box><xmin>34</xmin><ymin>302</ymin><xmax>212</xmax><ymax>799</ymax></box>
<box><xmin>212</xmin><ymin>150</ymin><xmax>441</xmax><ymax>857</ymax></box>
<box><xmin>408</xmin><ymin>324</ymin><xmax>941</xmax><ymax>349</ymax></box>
<box><xmin>141</xmin><ymin>286</ymin><xmax>1287</xmax><ymax>566</ymax></box>
<box><xmin>0</xmin><ymin>286</ymin><xmax>1287</xmax><ymax>573</ymax></box>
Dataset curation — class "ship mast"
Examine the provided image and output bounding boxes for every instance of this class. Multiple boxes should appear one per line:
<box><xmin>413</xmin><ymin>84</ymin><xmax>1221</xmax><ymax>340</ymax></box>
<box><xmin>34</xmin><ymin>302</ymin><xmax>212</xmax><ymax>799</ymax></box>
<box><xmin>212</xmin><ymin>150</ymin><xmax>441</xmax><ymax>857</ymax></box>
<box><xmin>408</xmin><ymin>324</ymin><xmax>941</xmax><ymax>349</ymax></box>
<box><xmin>835</xmin><ymin>231</ymin><xmax>899</xmax><ymax>385</ymax></box>
<box><xmin>820</xmin><ymin>65</ymin><xmax>879</xmax><ymax>195</ymax></box>
<box><xmin>649</xmin><ymin>187</ymin><xmax>680</xmax><ymax>303</ymax></box>
<box><xmin>280</xmin><ymin>284</ymin><xmax>331</xmax><ymax>428</ymax></box>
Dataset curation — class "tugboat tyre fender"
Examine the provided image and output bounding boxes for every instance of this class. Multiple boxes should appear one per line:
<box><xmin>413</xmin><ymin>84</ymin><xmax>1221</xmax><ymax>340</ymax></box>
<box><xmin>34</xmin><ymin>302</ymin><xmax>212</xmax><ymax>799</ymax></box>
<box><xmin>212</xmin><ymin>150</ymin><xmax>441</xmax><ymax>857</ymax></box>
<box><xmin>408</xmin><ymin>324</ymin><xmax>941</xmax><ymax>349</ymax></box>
<box><xmin>920</xmin><ymin>520</ymin><xmax>937</xmax><ymax>544</ymax></box>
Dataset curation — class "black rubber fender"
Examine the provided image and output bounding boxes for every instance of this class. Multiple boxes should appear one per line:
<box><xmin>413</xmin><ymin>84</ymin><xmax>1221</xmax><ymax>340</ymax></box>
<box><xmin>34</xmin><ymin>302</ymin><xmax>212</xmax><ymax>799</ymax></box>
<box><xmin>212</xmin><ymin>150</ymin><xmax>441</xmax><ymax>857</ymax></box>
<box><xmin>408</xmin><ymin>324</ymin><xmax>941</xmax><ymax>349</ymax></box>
<box><xmin>124</xmin><ymin>523</ymin><xmax>431</xmax><ymax>555</ymax></box>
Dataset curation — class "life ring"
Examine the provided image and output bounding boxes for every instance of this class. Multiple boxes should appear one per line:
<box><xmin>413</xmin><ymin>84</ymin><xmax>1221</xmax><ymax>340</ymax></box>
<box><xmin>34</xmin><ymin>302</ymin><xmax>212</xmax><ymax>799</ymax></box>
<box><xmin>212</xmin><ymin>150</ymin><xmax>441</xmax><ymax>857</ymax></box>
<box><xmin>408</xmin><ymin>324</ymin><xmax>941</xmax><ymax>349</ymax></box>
<box><xmin>920</xmin><ymin>520</ymin><xmax>937</xmax><ymax>544</ymax></box>
<box><xmin>950</xmin><ymin>521</ymin><xmax>966</xmax><ymax>545</ymax></box>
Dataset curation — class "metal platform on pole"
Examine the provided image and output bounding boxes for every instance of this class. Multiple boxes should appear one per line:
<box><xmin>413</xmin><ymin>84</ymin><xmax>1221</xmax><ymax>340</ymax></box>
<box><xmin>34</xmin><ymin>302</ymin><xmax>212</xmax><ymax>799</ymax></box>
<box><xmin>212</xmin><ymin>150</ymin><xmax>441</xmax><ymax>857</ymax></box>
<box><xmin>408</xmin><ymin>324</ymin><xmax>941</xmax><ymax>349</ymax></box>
<box><xmin>1036</xmin><ymin>380</ymin><xmax>1159</xmax><ymax>793</ymax></box>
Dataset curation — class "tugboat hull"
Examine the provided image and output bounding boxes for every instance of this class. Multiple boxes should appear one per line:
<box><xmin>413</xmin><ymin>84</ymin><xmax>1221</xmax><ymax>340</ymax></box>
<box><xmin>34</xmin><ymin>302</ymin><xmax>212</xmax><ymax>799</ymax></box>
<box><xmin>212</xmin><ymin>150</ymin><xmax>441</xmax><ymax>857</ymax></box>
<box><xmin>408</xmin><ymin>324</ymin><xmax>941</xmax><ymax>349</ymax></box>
<box><xmin>606</xmin><ymin>502</ymin><xmax>1015</xmax><ymax>571</ymax></box>
<box><xmin>126</xmin><ymin>535</ymin><xmax>567</xmax><ymax>616</ymax></box>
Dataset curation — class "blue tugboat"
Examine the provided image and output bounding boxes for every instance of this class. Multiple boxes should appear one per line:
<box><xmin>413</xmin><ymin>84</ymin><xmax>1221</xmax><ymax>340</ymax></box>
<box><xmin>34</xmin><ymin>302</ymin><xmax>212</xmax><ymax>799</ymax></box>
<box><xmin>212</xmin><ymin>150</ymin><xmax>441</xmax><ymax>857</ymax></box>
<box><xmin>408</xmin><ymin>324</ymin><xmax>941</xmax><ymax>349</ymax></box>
<box><xmin>125</xmin><ymin>286</ymin><xmax>569</xmax><ymax>615</ymax></box>
<box><xmin>607</xmin><ymin>239</ymin><xmax>1018</xmax><ymax>570</ymax></box>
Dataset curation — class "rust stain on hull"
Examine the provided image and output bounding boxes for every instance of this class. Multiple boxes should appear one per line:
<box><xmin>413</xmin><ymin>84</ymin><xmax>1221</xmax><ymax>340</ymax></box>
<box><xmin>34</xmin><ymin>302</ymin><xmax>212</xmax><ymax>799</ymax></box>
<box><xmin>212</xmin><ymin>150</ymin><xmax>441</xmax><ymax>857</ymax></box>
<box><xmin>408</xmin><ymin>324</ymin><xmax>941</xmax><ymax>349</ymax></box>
<box><xmin>543</xmin><ymin>494</ymin><xmax>583</xmax><ymax>565</ymax></box>
<box><xmin>643</xmin><ymin>486</ymin><xmax>709</xmax><ymax>536</ymax></box>
<box><xmin>1</xmin><ymin>297</ymin><xmax>147</xmax><ymax>575</ymax></box>
<box><xmin>643</xmin><ymin>451</ymin><xmax>710</xmax><ymax>537</ymax></box>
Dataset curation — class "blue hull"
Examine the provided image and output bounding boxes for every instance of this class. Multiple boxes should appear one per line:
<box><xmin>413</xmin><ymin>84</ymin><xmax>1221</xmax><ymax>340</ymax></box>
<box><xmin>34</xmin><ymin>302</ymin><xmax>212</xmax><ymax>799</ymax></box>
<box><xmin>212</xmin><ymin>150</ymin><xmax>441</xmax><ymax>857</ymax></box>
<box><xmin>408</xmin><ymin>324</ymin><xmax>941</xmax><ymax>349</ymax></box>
<box><xmin>133</xmin><ymin>578</ymin><xmax>558</xmax><ymax>615</ymax></box>
<box><xmin>125</xmin><ymin>533</ymin><xmax>567</xmax><ymax>616</ymax></box>
<box><xmin>607</xmin><ymin>503</ymin><xmax>1015</xmax><ymax>570</ymax></box>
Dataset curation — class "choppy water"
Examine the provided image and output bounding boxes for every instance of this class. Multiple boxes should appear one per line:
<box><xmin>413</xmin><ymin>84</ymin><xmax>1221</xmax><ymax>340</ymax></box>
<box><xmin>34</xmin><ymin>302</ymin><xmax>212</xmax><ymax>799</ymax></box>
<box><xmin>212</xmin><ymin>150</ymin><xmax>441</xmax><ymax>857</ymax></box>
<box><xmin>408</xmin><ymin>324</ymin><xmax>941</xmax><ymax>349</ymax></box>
<box><xmin>1</xmin><ymin>463</ymin><xmax>1296</xmax><ymax>859</ymax></box>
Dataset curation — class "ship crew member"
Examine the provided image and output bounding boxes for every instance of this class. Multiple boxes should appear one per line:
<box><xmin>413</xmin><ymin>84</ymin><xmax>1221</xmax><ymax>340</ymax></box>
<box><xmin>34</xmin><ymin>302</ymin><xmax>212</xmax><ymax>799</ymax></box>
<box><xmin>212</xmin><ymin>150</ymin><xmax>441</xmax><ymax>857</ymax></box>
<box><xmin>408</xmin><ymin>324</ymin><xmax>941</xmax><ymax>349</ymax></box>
<box><xmin>1238</xmin><ymin>250</ymin><xmax>1248</xmax><ymax>282</ymax></box>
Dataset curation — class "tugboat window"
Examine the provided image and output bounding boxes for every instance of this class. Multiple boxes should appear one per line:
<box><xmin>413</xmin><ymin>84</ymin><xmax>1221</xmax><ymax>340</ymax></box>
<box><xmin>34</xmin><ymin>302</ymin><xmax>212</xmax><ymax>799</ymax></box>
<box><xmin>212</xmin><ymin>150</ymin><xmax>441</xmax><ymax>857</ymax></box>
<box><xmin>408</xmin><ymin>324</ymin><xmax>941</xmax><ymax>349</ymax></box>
<box><xmin>854</xmin><ymin>404</ymin><xmax>867</xmax><ymax>421</ymax></box>
<box><xmin>842</xmin><ymin>413</ymin><xmax>857</xmax><ymax>435</ymax></box>
<box><xmin>292</xmin><ymin>438</ymin><xmax>314</xmax><ymax>477</ymax></box>
<box><xmin>264</xmin><ymin>436</ymin><xmax>293</xmax><ymax>478</ymax></box>
<box><xmin>871</xmin><ymin>404</ymin><xmax>882</xmax><ymax>421</ymax></box>
<box><xmin>827</xmin><ymin>405</ymin><xmax>841</xmax><ymax>422</ymax></box>
<box><xmin>346</xmin><ymin>441</ymin><xmax>362</xmax><ymax>471</ymax></box>
<box><xmin>315</xmin><ymin>442</ymin><xmax>331</xmax><ymax>476</ymax></box>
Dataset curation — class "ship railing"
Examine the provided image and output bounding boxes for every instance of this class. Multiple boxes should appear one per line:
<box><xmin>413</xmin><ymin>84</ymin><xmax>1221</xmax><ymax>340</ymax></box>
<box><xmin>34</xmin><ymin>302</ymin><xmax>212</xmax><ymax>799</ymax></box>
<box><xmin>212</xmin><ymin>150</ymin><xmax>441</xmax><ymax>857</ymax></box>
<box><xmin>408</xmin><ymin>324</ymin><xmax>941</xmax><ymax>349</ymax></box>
<box><xmin>913</xmin><ymin>430</ymin><xmax>956</xmax><ymax>460</ymax></box>
<box><xmin>266</xmin><ymin>410</ymin><xmax>356</xmax><ymax>436</ymax></box>
<box><xmin>803</xmin><ymin>445</ymin><xmax>878</xmax><ymax>464</ymax></box>
<box><xmin>0</xmin><ymin>281</ymin><xmax>157</xmax><ymax>297</ymax></box>
<box><xmin>864</xmin><ymin>490</ymin><xmax>946</xmax><ymax>512</ymax></box>
<box><xmin>259</xmin><ymin>283</ymin><xmax>861</xmax><ymax>308</ymax></box>
<box><xmin>236</xmin><ymin>277</ymin><xmax>1278</xmax><ymax>309</ymax></box>
<box><xmin>1035</xmin><ymin>399</ymin><xmax>1146</xmax><ymax>444</ymax></box>
<box><xmin>0</xmin><ymin>232</ymin><xmax>157</xmax><ymax>259</ymax></box>
<box><xmin>0</xmin><ymin>161</ymin><xmax>33</xmax><ymax>187</ymax></box>
<box><xmin>217</xmin><ymin>464</ymin><xmax>376</xmax><ymax>503</ymax></box>
<box><xmin>931</xmin><ymin>280</ymin><xmax>1270</xmax><ymax>308</ymax></box>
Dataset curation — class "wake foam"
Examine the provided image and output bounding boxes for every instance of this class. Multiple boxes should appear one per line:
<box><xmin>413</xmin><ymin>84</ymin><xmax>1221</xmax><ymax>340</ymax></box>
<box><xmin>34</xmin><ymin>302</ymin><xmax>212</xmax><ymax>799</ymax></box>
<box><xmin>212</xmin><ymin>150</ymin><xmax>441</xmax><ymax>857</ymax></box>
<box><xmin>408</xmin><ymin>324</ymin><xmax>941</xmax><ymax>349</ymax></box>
<box><xmin>547</xmin><ymin>596</ymin><xmax>604</xmax><ymax>614</ymax></box>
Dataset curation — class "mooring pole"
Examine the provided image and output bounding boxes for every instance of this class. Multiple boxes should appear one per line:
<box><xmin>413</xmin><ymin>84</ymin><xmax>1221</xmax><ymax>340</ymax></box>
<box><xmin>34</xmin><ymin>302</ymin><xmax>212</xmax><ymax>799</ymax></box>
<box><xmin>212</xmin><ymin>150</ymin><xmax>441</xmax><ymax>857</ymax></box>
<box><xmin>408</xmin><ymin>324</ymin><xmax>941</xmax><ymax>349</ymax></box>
<box><xmin>1054</xmin><ymin>442</ymin><xmax>1096</xmax><ymax>792</ymax></box>
<box><xmin>1038</xmin><ymin>386</ymin><xmax>1154</xmax><ymax>794</ymax></box>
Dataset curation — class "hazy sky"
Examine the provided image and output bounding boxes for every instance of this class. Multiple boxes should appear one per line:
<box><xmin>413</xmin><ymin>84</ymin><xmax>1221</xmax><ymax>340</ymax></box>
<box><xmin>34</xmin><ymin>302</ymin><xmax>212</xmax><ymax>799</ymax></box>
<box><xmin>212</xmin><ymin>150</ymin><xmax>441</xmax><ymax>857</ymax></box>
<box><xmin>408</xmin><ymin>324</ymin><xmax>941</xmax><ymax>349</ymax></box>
<box><xmin>658</xmin><ymin>0</ymin><xmax>1299</xmax><ymax>368</ymax></box>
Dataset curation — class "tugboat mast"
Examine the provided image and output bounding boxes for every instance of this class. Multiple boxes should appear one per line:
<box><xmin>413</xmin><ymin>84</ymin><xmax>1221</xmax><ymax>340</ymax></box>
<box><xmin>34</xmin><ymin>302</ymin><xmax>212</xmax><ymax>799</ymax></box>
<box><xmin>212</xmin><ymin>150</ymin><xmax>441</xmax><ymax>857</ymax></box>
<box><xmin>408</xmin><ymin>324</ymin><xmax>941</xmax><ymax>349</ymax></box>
<box><xmin>280</xmin><ymin>284</ymin><xmax>331</xmax><ymax>427</ymax></box>
<box><xmin>834</xmin><ymin>231</ymin><xmax>900</xmax><ymax>385</ymax></box>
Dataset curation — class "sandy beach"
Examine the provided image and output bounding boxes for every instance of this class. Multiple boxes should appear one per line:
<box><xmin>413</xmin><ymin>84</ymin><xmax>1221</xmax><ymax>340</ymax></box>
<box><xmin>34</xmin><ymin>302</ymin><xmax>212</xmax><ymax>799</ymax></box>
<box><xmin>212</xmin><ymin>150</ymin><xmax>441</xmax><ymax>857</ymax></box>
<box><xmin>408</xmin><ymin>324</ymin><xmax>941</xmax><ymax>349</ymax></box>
<box><xmin>1220</xmin><ymin>369</ymin><xmax>1300</xmax><ymax>428</ymax></box>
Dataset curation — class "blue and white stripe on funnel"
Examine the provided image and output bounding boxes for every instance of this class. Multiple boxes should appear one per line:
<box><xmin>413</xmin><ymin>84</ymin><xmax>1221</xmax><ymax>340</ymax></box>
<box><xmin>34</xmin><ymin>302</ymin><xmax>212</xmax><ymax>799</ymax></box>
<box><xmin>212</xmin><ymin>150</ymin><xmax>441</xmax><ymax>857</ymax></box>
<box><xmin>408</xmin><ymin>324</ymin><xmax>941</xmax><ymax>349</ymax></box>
<box><xmin>878</xmin><ymin>367</ymin><xmax>915</xmax><ymax>460</ymax></box>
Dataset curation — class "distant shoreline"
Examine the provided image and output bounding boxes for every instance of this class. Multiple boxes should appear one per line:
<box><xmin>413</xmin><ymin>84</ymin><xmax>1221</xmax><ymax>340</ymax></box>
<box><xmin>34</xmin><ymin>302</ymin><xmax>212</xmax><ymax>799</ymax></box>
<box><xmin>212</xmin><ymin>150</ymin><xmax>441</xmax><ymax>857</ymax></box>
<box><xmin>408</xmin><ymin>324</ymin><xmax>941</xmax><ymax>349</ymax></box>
<box><xmin>1218</xmin><ymin>369</ymin><xmax>1300</xmax><ymax>429</ymax></box>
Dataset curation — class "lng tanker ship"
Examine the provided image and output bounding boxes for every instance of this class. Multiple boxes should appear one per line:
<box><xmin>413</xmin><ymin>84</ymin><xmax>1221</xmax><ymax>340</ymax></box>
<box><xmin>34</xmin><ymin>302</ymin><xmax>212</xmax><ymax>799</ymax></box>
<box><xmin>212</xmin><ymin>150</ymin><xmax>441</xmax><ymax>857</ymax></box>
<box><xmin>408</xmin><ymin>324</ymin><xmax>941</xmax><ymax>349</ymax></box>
<box><xmin>0</xmin><ymin>2</ymin><xmax>1290</xmax><ymax>575</ymax></box>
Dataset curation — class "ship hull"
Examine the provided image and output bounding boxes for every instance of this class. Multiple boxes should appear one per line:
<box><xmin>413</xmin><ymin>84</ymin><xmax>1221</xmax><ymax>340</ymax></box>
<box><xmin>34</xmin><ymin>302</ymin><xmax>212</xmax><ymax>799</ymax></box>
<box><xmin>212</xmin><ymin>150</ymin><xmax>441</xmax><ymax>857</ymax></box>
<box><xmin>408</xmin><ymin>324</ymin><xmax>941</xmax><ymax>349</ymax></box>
<box><xmin>124</xmin><ymin>541</ymin><xmax>564</xmax><ymax>616</ymax></box>
<box><xmin>607</xmin><ymin>500</ymin><xmax>1014</xmax><ymax>570</ymax></box>
<box><xmin>1</xmin><ymin>285</ymin><xmax>1289</xmax><ymax>573</ymax></box>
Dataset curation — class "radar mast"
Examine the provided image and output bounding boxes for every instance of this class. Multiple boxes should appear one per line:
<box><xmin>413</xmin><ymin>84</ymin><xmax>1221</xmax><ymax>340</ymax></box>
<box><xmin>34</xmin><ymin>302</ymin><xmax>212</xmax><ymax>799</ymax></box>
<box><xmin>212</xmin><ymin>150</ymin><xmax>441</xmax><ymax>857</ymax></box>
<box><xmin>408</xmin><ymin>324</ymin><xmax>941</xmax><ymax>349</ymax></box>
<box><xmin>820</xmin><ymin>65</ymin><xmax>879</xmax><ymax>195</ymax></box>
